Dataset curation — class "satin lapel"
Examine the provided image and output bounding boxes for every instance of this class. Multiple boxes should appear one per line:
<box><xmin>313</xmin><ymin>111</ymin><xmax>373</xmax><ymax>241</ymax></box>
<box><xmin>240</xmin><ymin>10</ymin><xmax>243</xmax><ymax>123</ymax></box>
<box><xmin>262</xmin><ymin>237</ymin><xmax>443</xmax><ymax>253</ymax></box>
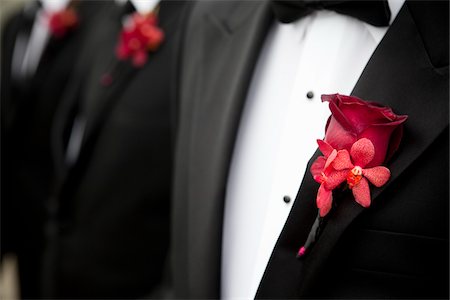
<box><xmin>257</xmin><ymin>2</ymin><xmax>449</xmax><ymax>298</ymax></box>
<box><xmin>52</xmin><ymin>3</ymin><xmax>136</xmax><ymax>192</ymax></box>
<box><xmin>78</xmin><ymin>6</ymin><xmax>136</xmax><ymax>151</ymax></box>
<box><xmin>176</xmin><ymin>1</ymin><xmax>272</xmax><ymax>297</ymax></box>
<box><xmin>49</xmin><ymin>1</ymin><xmax>112</xmax><ymax>181</ymax></box>
<box><xmin>10</xmin><ymin>3</ymin><xmax>38</xmax><ymax>86</ymax></box>
<box><xmin>79</xmin><ymin>59</ymin><xmax>136</xmax><ymax>150</ymax></box>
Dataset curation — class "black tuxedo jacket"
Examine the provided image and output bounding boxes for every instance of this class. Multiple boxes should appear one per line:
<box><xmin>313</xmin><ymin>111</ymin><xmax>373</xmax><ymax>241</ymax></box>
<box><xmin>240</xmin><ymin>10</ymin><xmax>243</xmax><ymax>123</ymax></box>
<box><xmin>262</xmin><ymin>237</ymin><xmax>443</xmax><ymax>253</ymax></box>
<box><xmin>42</xmin><ymin>1</ymin><xmax>190</xmax><ymax>298</ymax></box>
<box><xmin>1</xmin><ymin>1</ymin><xmax>104</xmax><ymax>298</ymax></box>
<box><xmin>172</xmin><ymin>1</ymin><xmax>449</xmax><ymax>298</ymax></box>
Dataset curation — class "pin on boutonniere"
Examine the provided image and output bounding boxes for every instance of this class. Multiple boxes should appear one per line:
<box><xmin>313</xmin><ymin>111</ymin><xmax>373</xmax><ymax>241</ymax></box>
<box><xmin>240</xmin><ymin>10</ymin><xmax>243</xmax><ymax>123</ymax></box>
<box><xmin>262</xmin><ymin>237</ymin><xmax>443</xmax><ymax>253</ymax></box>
<box><xmin>115</xmin><ymin>8</ymin><xmax>164</xmax><ymax>67</ymax></box>
<box><xmin>298</xmin><ymin>94</ymin><xmax>408</xmax><ymax>258</ymax></box>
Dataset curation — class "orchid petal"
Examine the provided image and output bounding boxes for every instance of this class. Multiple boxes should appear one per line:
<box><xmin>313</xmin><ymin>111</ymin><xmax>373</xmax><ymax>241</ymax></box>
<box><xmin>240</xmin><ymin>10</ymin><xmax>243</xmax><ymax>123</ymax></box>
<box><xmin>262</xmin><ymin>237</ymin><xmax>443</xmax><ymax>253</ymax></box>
<box><xmin>310</xmin><ymin>156</ymin><xmax>326</xmax><ymax>178</ymax></box>
<box><xmin>350</xmin><ymin>138</ymin><xmax>375</xmax><ymax>168</ymax></box>
<box><xmin>359</xmin><ymin>125</ymin><xmax>395</xmax><ymax>167</ymax></box>
<box><xmin>324</xmin><ymin>117</ymin><xmax>357</xmax><ymax>151</ymax></box>
<box><xmin>317</xmin><ymin>139</ymin><xmax>334</xmax><ymax>157</ymax></box>
<box><xmin>352</xmin><ymin>177</ymin><xmax>371</xmax><ymax>207</ymax></box>
<box><xmin>363</xmin><ymin>166</ymin><xmax>391</xmax><ymax>187</ymax></box>
<box><xmin>324</xmin><ymin>149</ymin><xmax>337</xmax><ymax>169</ymax></box>
<box><xmin>332</xmin><ymin>149</ymin><xmax>353</xmax><ymax>170</ymax></box>
<box><xmin>324</xmin><ymin>169</ymin><xmax>348</xmax><ymax>190</ymax></box>
<box><xmin>317</xmin><ymin>184</ymin><xmax>332</xmax><ymax>217</ymax></box>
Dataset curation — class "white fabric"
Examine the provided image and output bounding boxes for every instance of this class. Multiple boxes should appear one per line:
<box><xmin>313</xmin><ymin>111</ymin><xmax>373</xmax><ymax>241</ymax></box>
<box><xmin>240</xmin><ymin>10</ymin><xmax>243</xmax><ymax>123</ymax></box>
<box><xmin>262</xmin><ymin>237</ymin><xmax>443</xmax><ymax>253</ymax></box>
<box><xmin>20</xmin><ymin>10</ymin><xmax>50</xmax><ymax>78</ymax></box>
<box><xmin>19</xmin><ymin>0</ymin><xmax>71</xmax><ymax>78</ymax></box>
<box><xmin>221</xmin><ymin>1</ymin><xmax>404</xmax><ymax>299</ymax></box>
<box><xmin>130</xmin><ymin>0</ymin><xmax>160</xmax><ymax>14</ymax></box>
<box><xmin>41</xmin><ymin>0</ymin><xmax>71</xmax><ymax>12</ymax></box>
<box><xmin>65</xmin><ymin>116</ymin><xmax>86</xmax><ymax>166</ymax></box>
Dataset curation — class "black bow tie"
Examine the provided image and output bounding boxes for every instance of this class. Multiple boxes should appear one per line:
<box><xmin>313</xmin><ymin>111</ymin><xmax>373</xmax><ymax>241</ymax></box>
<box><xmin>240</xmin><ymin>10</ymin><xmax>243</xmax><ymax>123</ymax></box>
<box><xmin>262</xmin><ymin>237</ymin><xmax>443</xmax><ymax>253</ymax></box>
<box><xmin>271</xmin><ymin>0</ymin><xmax>391</xmax><ymax>27</ymax></box>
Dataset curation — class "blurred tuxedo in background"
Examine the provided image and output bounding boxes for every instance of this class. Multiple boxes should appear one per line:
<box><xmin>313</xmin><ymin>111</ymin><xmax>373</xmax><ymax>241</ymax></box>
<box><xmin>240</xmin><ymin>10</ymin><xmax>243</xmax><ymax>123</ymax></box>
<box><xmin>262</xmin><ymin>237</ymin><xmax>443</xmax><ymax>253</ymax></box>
<box><xmin>41</xmin><ymin>0</ymin><xmax>189</xmax><ymax>298</ymax></box>
<box><xmin>1</xmin><ymin>0</ymin><xmax>104</xmax><ymax>297</ymax></box>
<box><xmin>172</xmin><ymin>0</ymin><xmax>448</xmax><ymax>298</ymax></box>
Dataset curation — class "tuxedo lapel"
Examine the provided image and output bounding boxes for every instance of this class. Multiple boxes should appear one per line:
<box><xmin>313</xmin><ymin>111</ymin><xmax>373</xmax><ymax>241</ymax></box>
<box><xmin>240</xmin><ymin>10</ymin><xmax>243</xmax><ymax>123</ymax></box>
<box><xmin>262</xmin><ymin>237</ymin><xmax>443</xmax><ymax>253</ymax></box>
<box><xmin>49</xmin><ymin>2</ymin><xmax>119</xmax><ymax>180</ymax></box>
<box><xmin>78</xmin><ymin>3</ymin><xmax>137</xmax><ymax>149</ymax></box>
<box><xmin>257</xmin><ymin>1</ymin><xmax>448</xmax><ymax>298</ymax></box>
<box><xmin>80</xmin><ymin>60</ymin><xmax>136</xmax><ymax>150</ymax></box>
<box><xmin>4</xmin><ymin>2</ymin><xmax>39</xmax><ymax>126</ymax></box>
<box><xmin>172</xmin><ymin>1</ymin><xmax>272</xmax><ymax>297</ymax></box>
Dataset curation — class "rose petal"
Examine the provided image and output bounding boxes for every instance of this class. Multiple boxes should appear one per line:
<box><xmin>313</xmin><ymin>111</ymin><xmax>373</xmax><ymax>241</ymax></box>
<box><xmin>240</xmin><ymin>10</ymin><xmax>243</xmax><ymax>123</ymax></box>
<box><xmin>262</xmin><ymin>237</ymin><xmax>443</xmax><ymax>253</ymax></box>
<box><xmin>321</xmin><ymin>94</ymin><xmax>356</xmax><ymax>133</ymax></box>
<box><xmin>332</xmin><ymin>149</ymin><xmax>353</xmax><ymax>170</ymax></box>
<box><xmin>350</xmin><ymin>138</ymin><xmax>375</xmax><ymax>168</ymax></box>
<box><xmin>324</xmin><ymin>169</ymin><xmax>348</xmax><ymax>190</ymax></box>
<box><xmin>317</xmin><ymin>139</ymin><xmax>334</xmax><ymax>157</ymax></box>
<box><xmin>340</xmin><ymin>101</ymin><xmax>395</xmax><ymax>133</ymax></box>
<box><xmin>385</xmin><ymin>119</ymin><xmax>407</xmax><ymax>163</ymax></box>
<box><xmin>311</xmin><ymin>156</ymin><xmax>326</xmax><ymax>178</ymax></box>
<box><xmin>352</xmin><ymin>177</ymin><xmax>371</xmax><ymax>207</ymax></box>
<box><xmin>324</xmin><ymin>117</ymin><xmax>357</xmax><ymax>151</ymax></box>
<box><xmin>317</xmin><ymin>184</ymin><xmax>332</xmax><ymax>217</ymax></box>
<box><xmin>327</xmin><ymin>94</ymin><xmax>398</xmax><ymax>135</ymax></box>
<box><xmin>360</xmin><ymin>122</ymin><xmax>403</xmax><ymax>167</ymax></box>
<box><xmin>363</xmin><ymin>166</ymin><xmax>391</xmax><ymax>187</ymax></box>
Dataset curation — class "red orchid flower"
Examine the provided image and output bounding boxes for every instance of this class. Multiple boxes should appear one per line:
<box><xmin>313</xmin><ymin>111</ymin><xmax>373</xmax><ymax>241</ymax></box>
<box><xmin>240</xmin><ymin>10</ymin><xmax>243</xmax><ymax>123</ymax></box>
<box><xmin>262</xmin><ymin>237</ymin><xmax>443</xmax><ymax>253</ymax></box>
<box><xmin>310</xmin><ymin>140</ymin><xmax>348</xmax><ymax>217</ymax></box>
<box><xmin>311</xmin><ymin>138</ymin><xmax>391</xmax><ymax>216</ymax></box>
<box><xmin>331</xmin><ymin>138</ymin><xmax>391</xmax><ymax>207</ymax></box>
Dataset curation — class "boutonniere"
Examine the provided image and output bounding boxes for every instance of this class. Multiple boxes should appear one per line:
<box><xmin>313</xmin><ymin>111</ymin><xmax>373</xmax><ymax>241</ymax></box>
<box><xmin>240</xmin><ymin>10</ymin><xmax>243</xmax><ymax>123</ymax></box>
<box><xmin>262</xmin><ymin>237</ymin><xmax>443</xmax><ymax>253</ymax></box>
<box><xmin>115</xmin><ymin>10</ymin><xmax>164</xmax><ymax>67</ymax></box>
<box><xmin>298</xmin><ymin>94</ymin><xmax>408</xmax><ymax>258</ymax></box>
<box><xmin>47</xmin><ymin>8</ymin><xmax>79</xmax><ymax>38</ymax></box>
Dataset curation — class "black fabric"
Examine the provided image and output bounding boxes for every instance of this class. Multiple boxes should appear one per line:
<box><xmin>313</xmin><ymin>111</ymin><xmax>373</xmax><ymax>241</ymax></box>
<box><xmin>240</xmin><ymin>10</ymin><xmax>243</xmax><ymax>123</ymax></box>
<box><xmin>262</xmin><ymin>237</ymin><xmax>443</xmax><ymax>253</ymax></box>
<box><xmin>1</xmin><ymin>1</ymin><xmax>104</xmax><ymax>298</ymax></box>
<box><xmin>172</xmin><ymin>0</ymin><xmax>449</xmax><ymax>298</ymax></box>
<box><xmin>271</xmin><ymin>0</ymin><xmax>391</xmax><ymax>26</ymax></box>
<box><xmin>41</xmin><ymin>1</ymin><xmax>190</xmax><ymax>298</ymax></box>
<box><xmin>172</xmin><ymin>2</ymin><xmax>273</xmax><ymax>297</ymax></box>
<box><xmin>258</xmin><ymin>1</ymin><xmax>449</xmax><ymax>298</ymax></box>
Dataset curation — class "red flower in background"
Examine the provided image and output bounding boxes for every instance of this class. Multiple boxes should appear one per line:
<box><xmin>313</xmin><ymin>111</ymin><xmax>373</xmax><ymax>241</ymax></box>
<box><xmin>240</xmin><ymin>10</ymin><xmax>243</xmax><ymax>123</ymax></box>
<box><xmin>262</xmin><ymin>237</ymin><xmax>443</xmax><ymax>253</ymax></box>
<box><xmin>47</xmin><ymin>8</ymin><xmax>78</xmax><ymax>38</ymax></box>
<box><xmin>116</xmin><ymin>12</ymin><xmax>164</xmax><ymax>67</ymax></box>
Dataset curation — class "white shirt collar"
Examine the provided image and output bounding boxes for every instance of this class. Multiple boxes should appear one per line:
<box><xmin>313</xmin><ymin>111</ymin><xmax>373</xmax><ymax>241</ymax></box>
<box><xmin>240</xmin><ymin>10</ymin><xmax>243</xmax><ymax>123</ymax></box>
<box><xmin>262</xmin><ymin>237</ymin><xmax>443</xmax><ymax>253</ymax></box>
<box><xmin>40</xmin><ymin>0</ymin><xmax>71</xmax><ymax>13</ymax></box>
<box><xmin>130</xmin><ymin>0</ymin><xmax>160</xmax><ymax>15</ymax></box>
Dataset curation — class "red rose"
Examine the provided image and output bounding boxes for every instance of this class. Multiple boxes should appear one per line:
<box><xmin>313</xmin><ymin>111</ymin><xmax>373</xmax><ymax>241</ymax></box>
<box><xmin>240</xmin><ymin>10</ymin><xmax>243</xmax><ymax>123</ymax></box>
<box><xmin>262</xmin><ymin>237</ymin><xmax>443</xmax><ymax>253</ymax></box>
<box><xmin>322</xmin><ymin>94</ymin><xmax>408</xmax><ymax>167</ymax></box>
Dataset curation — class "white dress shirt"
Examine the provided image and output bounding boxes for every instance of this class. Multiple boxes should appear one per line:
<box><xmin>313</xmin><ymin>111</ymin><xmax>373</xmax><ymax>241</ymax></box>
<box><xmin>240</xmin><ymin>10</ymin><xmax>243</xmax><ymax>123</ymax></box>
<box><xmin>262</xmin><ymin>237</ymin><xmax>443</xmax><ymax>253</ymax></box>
<box><xmin>221</xmin><ymin>1</ymin><xmax>405</xmax><ymax>299</ymax></box>
<box><xmin>130</xmin><ymin>0</ymin><xmax>159</xmax><ymax>14</ymax></box>
<box><xmin>15</xmin><ymin>0</ymin><xmax>71</xmax><ymax>79</ymax></box>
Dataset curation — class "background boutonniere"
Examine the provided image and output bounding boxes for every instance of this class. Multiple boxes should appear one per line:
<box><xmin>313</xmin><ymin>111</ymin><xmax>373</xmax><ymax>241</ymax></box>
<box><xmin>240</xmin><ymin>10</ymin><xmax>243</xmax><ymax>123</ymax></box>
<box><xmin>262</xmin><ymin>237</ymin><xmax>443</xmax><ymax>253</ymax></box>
<box><xmin>115</xmin><ymin>9</ymin><xmax>164</xmax><ymax>67</ymax></box>
<box><xmin>298</xmin><ymin>94</ymin><xmax>408</xmax><ymax>258</ymax></box>
<box><xmin>47</xmin><ymin>7</ymin><xmax>79</xmax><ymax>38</ymax></box>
